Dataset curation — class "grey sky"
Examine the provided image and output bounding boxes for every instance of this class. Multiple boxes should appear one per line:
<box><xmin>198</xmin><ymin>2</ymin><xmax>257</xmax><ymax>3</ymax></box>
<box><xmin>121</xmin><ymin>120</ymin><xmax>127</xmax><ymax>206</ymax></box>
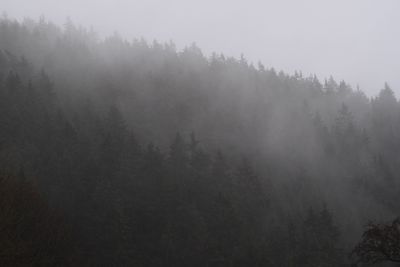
<box><xmin>1</xmin><ymin>0</ymin><xmax>399</xmax><ymax>96</ymax></box>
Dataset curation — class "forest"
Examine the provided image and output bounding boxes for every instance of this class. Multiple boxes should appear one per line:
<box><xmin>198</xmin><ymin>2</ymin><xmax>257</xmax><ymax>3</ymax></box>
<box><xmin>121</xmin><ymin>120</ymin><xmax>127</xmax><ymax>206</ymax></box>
<box><xmin>0</xmin><ymin>16</ymin><xmax>399</xmax><ymax>266</ymax></box>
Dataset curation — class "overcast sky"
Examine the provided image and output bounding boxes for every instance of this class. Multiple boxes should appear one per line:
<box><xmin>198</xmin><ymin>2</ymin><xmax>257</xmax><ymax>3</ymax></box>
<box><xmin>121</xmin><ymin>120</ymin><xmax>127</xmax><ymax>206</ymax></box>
<box><xmin>2</xmin><ymin>0</ymin><xmax>399</xmax><ymax>96</ymax></box>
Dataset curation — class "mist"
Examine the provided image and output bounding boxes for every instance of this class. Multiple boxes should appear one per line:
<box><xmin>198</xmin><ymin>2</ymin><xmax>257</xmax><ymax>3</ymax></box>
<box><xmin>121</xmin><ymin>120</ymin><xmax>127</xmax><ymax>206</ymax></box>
<box><xmin>2</xmin><ymin>0</ymin><xmax>400</xmax><ymax>96</ymax></box>
<box><xmin>0</xmin><ymin>1</ymin><xmax>400</xmax><ymax>266</ymax></box>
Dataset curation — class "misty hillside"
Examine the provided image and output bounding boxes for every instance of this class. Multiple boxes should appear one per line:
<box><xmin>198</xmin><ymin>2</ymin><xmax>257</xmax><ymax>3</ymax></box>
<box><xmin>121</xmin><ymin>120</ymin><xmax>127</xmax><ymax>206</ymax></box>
<box><xmin>0</xmin><ymin>17</ymin><xmax>399</xmax><ymax>266</ymax></box>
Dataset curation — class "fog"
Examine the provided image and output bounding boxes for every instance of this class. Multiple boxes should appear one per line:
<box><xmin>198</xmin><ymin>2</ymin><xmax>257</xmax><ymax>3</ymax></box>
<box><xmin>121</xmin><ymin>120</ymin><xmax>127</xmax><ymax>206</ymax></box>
<box><xmin>2</xmin><ymin>0</ymin><xmax>399</xmax><ymax>96</ymax></box>
<box><xmin>1</xmin><ymin>1</ymin><xmax>400</xmax><ymax>266</ymax></box>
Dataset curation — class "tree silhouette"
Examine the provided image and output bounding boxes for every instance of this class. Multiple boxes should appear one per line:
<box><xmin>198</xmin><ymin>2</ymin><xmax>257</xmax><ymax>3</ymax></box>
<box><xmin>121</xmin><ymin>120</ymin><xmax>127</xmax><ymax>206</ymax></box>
<box><xmin>352</xmin><ymin>218</ymin><xmax>400</xmax><ymax>265</ymax></box>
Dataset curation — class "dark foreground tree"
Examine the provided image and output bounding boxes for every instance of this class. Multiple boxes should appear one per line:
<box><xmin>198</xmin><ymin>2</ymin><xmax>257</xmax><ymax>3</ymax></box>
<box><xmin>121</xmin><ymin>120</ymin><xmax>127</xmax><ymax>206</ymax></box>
<box><xmin>0</xmin><ymin>172</ymin><xmax>73</xmax><ymax>266</ymax></box>
<box><xmin>351</xmin><ymin>218</ymin><xmax>400</xmax><ymax>265</ymax></box>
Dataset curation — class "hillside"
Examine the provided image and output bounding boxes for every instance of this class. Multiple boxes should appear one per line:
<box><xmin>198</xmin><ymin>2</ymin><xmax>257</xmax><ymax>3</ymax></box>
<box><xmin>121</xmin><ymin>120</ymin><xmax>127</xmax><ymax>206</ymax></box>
<box><xmin>0</xmin><ymin>17</ymin><xmax>399</xmax><ymax>266</ymax></box>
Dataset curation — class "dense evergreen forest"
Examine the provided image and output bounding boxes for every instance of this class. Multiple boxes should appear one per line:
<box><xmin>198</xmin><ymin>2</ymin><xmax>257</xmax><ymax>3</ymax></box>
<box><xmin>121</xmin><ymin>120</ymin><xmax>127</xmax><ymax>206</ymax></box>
<box><xmin>0</xmin><ymin>16</ymin><xmax>399</xmax><ymax>266</ymax></box>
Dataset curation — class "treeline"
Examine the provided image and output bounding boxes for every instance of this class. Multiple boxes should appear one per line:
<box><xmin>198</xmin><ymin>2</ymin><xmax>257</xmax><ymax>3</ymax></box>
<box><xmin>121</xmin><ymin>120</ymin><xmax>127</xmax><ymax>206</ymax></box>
<box><xmin>0</xmin><ymin>16</ymin><xmax>399</xmax><ymax>266</ymax></box>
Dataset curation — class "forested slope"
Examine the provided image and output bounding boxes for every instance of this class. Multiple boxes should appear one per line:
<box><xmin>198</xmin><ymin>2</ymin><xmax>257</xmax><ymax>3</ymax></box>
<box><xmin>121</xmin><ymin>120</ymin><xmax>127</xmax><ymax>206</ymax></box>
<box><xmin>0</xmin><ymin>17</ymin><xmax>398</xmax><ymax>266</ymax></box>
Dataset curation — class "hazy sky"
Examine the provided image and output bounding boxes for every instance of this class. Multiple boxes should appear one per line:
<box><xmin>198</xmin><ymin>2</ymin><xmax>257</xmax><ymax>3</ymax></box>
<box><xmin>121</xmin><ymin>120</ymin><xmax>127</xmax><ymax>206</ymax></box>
<box><xmin>1</xmin><ymin>0</ymin><xmax>399</xmax><ymax>96</ymax></box>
